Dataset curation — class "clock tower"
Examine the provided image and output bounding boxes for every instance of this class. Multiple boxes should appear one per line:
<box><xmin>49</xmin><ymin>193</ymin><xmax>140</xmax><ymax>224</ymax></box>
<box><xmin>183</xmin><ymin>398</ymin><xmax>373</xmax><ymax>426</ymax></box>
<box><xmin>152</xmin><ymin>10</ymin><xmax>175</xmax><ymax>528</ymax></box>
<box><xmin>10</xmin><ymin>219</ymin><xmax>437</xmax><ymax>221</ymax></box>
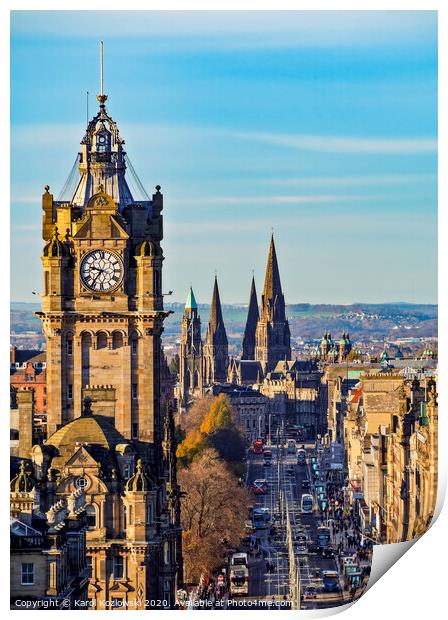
<box><xmin>38</xmin><ymin>88</ymin><xmax>167</xmax><ymax>459</ymax></box>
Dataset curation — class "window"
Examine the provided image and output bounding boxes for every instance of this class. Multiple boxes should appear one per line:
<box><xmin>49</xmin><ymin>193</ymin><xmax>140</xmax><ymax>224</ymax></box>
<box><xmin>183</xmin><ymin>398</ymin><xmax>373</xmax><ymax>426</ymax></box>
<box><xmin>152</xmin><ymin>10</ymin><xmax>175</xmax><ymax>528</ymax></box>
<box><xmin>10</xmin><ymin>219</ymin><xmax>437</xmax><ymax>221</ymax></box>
<box><xmin>67</xmin><ymin>384</ymin><xmax>73</xmax><ymax>400</ymax></box>
<box><xmin>67</xmin><ymin>340</ymin><xmax>73</xmax><ymax>355</ymax></box>
<box><xmin>76</xmin><ymin>476</ymin><xmax>89</xmax><ymax>490</ymax></box>
<box><xmin>146</xmin><ymin>503</ymin><xmax>153</xmax><ymax>525</ymax></box>
<box><xmin>112</xmin><ymin>332</ymin><xmax>123</xmax><ymax>350</ymax></box>
<box><xmin>113</xmin><ymin>556</ymin><xmax>124</xmax><ymax>579</ymax></box>
<box><xmin>164</xmin><ymin>541</ymin><xmax>171</xmax><ymax>565</ymax></box>
<box><xmin>21</xmin><ymin>563</ymin><xmax>34</xmax><ymax>585</ymax></box>
<box><xmin>132</xmin><ymin>423</ymin><xmax>138</xmax><ymax>439</ymax></box>
<box><xmin>97</xmin><ymin>332</ymin><xmax>107</xmax><ymax>350</ymax></box>
<box><xmin>132</xmin><ymin>384</ymin><xmax>138</xmax><ymax>399</ymax></box>
<box><xmin>86</xmin><ymin>555</ymin><xmax>93</xmax><ymax>578</ymax></box>
<box><xmin>86</xmin><ymin>504</ymin><xmax>97</xmax><ymax>529</ymax></box>
<box><xmin>131</xmin><ymin>339</ymin><xmax>137</xmax><ymax>355</ymax></box>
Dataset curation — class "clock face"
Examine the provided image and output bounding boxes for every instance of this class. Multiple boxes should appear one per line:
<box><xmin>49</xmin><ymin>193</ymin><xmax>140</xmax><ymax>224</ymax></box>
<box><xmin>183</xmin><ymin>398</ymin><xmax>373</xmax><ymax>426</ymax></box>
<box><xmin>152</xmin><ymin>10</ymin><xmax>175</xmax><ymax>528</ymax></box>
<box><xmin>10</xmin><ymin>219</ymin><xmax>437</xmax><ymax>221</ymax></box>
<box><xmin>80</xmin><ymin>250</ymin><xmax>124</xmax><ymax>292</ymax></box>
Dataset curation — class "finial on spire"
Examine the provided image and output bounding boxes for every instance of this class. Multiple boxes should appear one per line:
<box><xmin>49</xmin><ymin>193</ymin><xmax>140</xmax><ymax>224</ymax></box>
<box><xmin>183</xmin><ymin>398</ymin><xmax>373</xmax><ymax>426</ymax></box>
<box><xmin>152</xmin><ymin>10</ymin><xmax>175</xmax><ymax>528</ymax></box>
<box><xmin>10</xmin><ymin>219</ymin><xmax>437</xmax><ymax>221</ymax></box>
<box><xmin>100</xmin><ymin>41</ymin><xmax>104</xmax><ymax>96</ymax></box>
<box><xmin>97</xmin><ymin>41</ymin><xmax>108</xmax><ymax>106</ymax></box>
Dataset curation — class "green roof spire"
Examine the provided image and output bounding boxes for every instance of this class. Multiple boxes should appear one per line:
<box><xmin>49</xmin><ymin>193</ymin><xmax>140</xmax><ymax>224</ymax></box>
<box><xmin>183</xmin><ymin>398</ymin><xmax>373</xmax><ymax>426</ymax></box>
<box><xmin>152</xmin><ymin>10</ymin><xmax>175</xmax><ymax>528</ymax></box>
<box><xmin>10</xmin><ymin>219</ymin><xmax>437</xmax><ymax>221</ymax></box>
<box><xmin>185</xmin><ymin>286</ymin><xmax>198</xmax><ymax>310</ymax></box>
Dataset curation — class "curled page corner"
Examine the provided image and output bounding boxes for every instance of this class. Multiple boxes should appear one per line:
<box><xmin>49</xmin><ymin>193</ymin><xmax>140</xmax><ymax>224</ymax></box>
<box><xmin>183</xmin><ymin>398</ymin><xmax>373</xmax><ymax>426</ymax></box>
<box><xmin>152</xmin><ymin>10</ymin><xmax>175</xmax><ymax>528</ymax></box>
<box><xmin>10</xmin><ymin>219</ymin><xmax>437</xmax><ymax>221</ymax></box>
<box><xmin>365</xmin><ymin>540</ymin><xmax>416</xmax><ymax>592</ymax></box>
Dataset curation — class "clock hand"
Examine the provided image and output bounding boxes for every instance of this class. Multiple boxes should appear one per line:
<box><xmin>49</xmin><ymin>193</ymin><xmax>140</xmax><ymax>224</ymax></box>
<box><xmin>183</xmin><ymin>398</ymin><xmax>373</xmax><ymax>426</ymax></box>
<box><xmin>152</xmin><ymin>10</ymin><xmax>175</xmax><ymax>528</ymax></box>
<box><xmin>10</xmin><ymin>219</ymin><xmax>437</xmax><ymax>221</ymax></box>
<box><xmin>91</xmin><ymin>269</ymin><xmax>104</xmax><ymax>285</ymax></box>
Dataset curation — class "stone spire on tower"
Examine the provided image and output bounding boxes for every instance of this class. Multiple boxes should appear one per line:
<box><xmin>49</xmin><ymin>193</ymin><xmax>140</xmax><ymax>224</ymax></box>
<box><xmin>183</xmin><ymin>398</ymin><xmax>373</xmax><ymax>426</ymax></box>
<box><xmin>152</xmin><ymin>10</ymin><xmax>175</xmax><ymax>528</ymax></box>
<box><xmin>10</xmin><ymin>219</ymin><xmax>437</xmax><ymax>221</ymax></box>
<box><xmin>242</xmin><ymin>275</ymin><xmax>259</xmax><ymax>360</ymax></box>
<box><xmin>255</xmin><ymin>235</ymin><xmax>291</xmax><ymax>371</ymax></box>
<box><xmin>179</xmin><ymin>287</ymin><xmax>203</xmax><ymax>406</ymax></box>
<box><xmin>204</xmin><ymin>276</ymin><xmax>229</xmax><ymax>385</ymax></box>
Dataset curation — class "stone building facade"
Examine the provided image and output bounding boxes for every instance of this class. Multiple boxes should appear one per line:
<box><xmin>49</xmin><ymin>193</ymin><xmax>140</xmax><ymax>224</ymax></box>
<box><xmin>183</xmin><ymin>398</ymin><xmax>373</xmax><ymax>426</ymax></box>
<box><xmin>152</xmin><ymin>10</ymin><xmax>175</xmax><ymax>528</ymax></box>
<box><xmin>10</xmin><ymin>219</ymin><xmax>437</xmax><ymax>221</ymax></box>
<box><xmin>10</xmin><ymin>461</ymin><xmax>89</xmax><ymax>609</ymax></box>
<box><xmin>342</xmin><ymin>371</ymin><xmax>438</xmax><ymax>543</ymax></box>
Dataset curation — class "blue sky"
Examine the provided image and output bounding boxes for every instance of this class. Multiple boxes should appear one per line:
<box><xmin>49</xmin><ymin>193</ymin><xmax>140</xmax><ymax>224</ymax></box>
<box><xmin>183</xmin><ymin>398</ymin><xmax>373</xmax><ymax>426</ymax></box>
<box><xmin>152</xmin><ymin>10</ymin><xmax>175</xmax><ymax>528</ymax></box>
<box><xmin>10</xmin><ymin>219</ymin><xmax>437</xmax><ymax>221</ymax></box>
<box><xmin>10</xmin><ymin>10</ymin><xmax>437</xmax><ymax>304</ymax></box>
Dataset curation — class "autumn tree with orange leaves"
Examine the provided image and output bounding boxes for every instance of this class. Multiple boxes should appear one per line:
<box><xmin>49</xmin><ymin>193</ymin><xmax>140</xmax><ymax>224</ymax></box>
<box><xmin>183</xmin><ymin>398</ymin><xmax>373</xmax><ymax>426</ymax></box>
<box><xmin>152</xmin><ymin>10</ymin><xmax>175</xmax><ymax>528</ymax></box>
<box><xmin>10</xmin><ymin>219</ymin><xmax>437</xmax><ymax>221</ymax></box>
<box><xmin>176</xmin><ymin>394</ymin><xmax>245</xmax><ymax>470</ymax></box>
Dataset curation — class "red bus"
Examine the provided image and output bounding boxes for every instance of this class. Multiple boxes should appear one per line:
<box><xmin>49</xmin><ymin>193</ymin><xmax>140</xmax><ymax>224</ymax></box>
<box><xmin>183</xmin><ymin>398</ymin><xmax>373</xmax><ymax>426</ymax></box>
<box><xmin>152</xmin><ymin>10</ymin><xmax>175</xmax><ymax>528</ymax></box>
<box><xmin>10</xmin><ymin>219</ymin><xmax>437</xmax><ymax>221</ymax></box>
<box><xmin>252</xmin><ymin>438</ymin><xmax>264</xmax><ymax>454</ymax></box>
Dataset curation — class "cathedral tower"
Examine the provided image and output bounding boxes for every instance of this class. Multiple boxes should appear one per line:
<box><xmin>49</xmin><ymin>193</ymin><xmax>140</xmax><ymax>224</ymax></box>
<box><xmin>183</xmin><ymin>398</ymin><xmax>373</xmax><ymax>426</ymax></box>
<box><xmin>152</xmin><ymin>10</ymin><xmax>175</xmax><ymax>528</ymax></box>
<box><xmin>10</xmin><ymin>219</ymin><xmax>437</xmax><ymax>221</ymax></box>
<box><xmin>37</xmin><ymin>79</ymin><xmax>167</xmax><ymax>461</ymax></box>
<box><xmin>179</xmin><ymin>287</ymin><xmax>203</xmax><ymax>405</ymax></box>
<box><xmin>203</xmin><ymin>276</ymin><xmax>229</xmax><ymax>385</ymax></box>
<box><xmin>255</xmin><ymin>235</ymin><xmax>291</xmax><ymax>371</ymax></box>
<box><xmin>242</xmin><ymin>275</ymin><xmax>259</xmax><ymax>360</ymax></box>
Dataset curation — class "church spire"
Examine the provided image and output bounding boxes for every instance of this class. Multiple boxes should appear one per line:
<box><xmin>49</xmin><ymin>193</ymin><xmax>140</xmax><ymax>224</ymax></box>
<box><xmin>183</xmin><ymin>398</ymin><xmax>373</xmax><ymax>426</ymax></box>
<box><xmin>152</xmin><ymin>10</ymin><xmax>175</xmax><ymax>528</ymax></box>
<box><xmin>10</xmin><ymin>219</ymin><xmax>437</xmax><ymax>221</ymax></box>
<box><xmin>255</xmin><ymin>235</ymin><xmax>291</xmax><ymax>370</ymax></box>
<box><xmin>260</xmin><ymin>234</ymin><xmax>286</xmax><ymax>322</ymax></box>
<box><xmin>203</xmin><ymin>276</ymin><xmax>228</xmax><ymax>384</ymax></box>
<box><xmin>208</xmin><ymin>276</ymin><xmax>226</xmax><ymax>337</ymax></box>
<box><xmin>242</xmin><ymin>275</ymin><xmax>259</xmax><ymax>360</ymax></box>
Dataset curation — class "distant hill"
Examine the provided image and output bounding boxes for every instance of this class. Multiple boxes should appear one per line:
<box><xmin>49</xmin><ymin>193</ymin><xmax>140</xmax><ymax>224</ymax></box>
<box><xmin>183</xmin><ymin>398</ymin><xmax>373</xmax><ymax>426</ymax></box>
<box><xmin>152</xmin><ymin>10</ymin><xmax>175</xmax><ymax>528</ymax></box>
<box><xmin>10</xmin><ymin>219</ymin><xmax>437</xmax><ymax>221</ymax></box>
<box><xmin>11</xmin><ymin>301</ymin><xmax>437</xmax><ymax>348</ymax></box>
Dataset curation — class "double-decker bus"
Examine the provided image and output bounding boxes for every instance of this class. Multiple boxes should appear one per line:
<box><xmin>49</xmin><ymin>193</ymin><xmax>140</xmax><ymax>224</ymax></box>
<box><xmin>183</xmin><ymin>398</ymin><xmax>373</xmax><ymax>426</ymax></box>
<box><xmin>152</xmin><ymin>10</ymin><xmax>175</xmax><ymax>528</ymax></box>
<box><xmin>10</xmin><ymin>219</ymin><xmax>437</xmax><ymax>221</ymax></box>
<box><xmin>297</xmin><ymin>449</ymin><xmax>306</xmax><ymax>465</ymax></box>
<box><xmin>300</xmin><ymin>493</ymin><xmax>314</xmax><ymax>514</ymax></box>
<box><xmin>316</xmin><ymin>526</ymin><xmax>331</xmax><ymax>550</ymax></box>
<box><xmin>229</xmin><ymin>553</ymin><xmax>249</xmax><ymax>596</ymax></box>
<box><xmin>252</xmin><ymin>438</ymin><xmax>264</xmax><ymax>454</ymax></box>
<box><xmin>322</xmin><ymin>570</ymin><xmax>340</xmax><ymax>593</ymax></box>
<box><xmin>287</xmin><ymin>439</ymin><xmax>296</xmax><ymax>454</ymax></box>
<box><xmin>252</xmin><ymin>479</ymin><xmax>268</xmax><ymax>495</ymax></box>
<box><xmin>253</xmin><ymin>507</ymin><xmax>271</xmax><ymax>529</ymax></box>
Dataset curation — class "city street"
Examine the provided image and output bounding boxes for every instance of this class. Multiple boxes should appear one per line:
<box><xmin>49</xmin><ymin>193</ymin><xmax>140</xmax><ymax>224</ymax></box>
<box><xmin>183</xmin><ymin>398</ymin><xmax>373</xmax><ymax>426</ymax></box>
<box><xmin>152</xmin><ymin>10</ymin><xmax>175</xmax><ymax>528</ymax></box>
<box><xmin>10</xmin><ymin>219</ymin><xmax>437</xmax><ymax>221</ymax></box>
<box><xmin>240</xmin><ymin>442</ymin><xmax>355</xmax><ymax>609</ymax></box>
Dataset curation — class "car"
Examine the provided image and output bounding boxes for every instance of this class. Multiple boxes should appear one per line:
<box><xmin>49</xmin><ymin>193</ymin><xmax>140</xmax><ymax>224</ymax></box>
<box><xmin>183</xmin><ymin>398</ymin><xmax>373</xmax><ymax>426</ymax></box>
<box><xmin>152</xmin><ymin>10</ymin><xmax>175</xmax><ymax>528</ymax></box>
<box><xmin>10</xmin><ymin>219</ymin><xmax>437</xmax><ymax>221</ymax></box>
<box><xmin>303</xmin><ymin>586</ymin><xmax>317</xmax><ymax>599</ymax></box>
<box><xmin>301</xmin><ymin>480</ymin><xmax>311</xmax><ymax>490</ymax></box>
<box><xmin>322</xmin><ymin>546</ymin><xmax>335</xmax><ymax>558</ymax></box>
<box><xmin>296</xmin><ymin>544</ymin><xmax>308</xmax><ymax>555</ymax></box>
<box><xmin>295</xmin><ymin>533</ymin><xmax>307</xmax><ymax>544</ymax></box>
<box><xmin>263</xmin><ymin>459</ymin><xmax>272</xmax><ymax>467</ymax></box>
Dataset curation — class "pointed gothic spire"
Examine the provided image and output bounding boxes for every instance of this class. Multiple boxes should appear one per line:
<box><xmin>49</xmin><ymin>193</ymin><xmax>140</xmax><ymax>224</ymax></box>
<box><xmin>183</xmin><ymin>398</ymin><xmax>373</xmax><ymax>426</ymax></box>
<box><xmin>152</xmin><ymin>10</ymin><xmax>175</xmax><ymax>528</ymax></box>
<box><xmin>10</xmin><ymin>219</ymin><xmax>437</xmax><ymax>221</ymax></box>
<box><xmin>185</xmin><ymin>286</ymin><xmax>198</xmax><ymax>311</ymax></box>
<box><xmin>242</xmin><ymin>275</ymin><xmax>259</xmax><ymax>359</ymax></box>
<box><xmin>204</xmin><ymin>276</ymin><xmax>228</xmax><ymax>384</ymax></box>
<box><xmin>262</xmin><ymin>234</ymin><xmax>283</xmax><ymax>305</ymax></box>
<box><xmin>255</xmin><ymin>234</ymin><xmax>291</xmax><ymax>369</ymax></box>
<box><xmin>208</xmin><ymin>276</ymin><xmax>225</xmax><ymax>334</ymax></box>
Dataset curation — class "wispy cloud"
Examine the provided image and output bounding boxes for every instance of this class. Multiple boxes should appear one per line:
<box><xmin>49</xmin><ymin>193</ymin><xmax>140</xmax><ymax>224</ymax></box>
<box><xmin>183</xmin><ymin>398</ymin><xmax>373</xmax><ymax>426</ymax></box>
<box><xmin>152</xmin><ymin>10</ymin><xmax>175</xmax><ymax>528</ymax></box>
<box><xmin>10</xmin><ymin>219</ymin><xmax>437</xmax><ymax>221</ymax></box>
<box><xmin>232</xmin><ymin>131</ymin><xmax>438</xmax><ymax>155</ymax></box>
<box><xmin>261</xmin><ymin>173</ymin><xmax>437</xmax><ymax>187</ymax></box>
<box><xmin>170</xmin><ymin>194</ymin><xmax>369</xmax><ymax>207</ymax></box>
<box><xmin>11</xmin><ymin>10</ymin><xmax>437</xmax><ymax>50</ymax></box>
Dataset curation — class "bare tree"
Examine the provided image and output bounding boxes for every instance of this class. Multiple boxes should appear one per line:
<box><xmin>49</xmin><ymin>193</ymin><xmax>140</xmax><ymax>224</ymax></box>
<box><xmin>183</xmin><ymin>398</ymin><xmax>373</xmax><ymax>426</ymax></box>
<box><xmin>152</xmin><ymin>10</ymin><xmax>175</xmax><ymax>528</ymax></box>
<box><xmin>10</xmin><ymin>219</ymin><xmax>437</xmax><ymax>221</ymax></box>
<box><xmin>178</xmin><ymin>449</ymin><xmax>250</xmax><ymax>583</ymax></box>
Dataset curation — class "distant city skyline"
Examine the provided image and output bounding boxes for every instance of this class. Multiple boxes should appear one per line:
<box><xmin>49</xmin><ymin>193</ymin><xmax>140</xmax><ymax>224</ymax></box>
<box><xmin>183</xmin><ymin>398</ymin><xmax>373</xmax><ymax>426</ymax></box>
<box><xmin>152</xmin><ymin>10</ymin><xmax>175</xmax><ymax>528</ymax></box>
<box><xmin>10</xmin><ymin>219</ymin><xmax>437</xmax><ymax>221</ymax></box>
<box><xmin>11</xmin><ymin>10</ymin><xmax>437</xmax><ymax>304</ymax></box>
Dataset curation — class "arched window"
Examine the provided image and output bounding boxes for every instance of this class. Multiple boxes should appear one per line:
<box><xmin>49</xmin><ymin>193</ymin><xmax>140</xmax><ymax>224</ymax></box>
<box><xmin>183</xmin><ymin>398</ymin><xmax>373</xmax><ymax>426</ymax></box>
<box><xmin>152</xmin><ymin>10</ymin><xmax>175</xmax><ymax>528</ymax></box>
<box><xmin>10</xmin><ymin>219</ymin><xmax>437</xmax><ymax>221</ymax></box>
<box><xmin>131</xmin><ymin>336</ymin><xmax>138</xmax><ymax>356</ymax></box>
<box><xmin>97</xmin><ymin>332</ymin><xmax>107</xmax><ymax>350</ymax></box>
<box><xmin>85</xmin><ymin>504</ymin><xmax>97</xmax><ymax>529</ymax></box>
<box><xmin>112</xmin><ymin>332</ymin><xmax>123</xmax><ymax>350</ymax></box>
